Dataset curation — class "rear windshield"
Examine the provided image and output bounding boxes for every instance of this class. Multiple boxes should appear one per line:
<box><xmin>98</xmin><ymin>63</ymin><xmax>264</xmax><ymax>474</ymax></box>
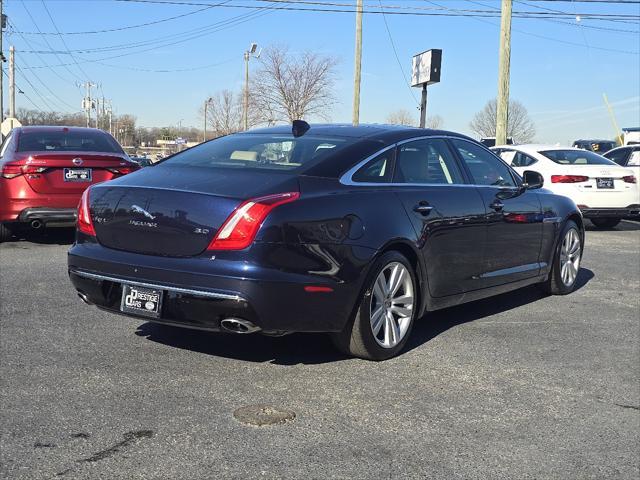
<box><xmin>160</xmin><ymin>134</ymin><xmax>355</xmax><ymax>172</ymax></box>
<box><xmin>540</xmin><ymin>149</ymin><xmax>616</xmax><ymax>166</ymax></box>
<box><xmin>17</xmin><ymin>130</ymin><xmax>123</xmax><ymax>153</ymax></box>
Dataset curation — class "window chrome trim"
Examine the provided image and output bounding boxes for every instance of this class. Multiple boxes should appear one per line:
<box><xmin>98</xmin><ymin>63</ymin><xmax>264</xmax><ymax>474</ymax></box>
<box><xmin>340</xmin><ymin>135</ymin><xmax>473</xmax><ymax>187</ymax></box>
<box><xmin>70</xmin><ymin>269</ymin><xmax>246</xmax><ymax>302</ymax></box>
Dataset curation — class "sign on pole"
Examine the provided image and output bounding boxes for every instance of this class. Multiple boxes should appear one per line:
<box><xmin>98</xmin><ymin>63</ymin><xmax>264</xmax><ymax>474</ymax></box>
<box><xmin>1</xmin><ymin>117</ymin><xmax>21</xmax><ymax>137</ymax></box>
<box><xmin>411</xmin><ymin>49</ymin><xmax>442</xmax><ymax>128</ymax></box>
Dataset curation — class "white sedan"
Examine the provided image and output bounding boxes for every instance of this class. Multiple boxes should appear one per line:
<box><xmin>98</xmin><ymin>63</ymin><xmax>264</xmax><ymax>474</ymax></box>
<box><xmin>492</xmin><ymin>145</ymin><xmax>640</xmax><ymax>229</ymax></box>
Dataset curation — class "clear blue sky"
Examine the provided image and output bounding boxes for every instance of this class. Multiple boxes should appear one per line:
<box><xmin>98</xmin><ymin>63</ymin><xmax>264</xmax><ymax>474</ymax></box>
<box><xmin>4</xmin><ymin>0</ymin><xmax>640</xmax><ymax>144</ymax></box>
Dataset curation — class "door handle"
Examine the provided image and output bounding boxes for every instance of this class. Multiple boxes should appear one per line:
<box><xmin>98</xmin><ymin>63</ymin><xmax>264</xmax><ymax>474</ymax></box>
<box><xmin>490</xmin><ymin>200</ymin><xmax>504</xmax><ymax>212</ymax></box>
<box><xmin>413</xmin><ymin>202</ymin><xmax>433</xmax><ymax>216</ymax></box>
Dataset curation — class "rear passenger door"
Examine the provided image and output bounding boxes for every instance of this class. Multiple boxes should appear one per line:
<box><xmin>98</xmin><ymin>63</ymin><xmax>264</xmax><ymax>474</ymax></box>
<box><xmin>392</xmin><ymin>138</ymin><xmax>487</xmax><ymax>297</ymax></box>
<box><xmin>450</xmin><ymin>138</ymin><xmax>543</xmax><ymax>288</ymax></box>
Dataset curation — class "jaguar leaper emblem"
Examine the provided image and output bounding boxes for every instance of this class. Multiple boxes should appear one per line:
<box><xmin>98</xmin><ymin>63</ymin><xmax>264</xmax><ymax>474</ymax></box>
<box><xmin>130</xmin><ymin>205</ymin><xmax>156</xmax><ymax>220</ymax></box>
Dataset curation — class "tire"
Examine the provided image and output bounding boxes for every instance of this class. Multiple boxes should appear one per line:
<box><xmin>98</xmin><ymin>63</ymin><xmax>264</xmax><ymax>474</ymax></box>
<box><xmin>331</xmin><ymin>251</ymin><xmax>418</xmax><ymax>361</ymax></box>
<box><xmin>0</xmin><ymin>223</ymin><xmax>13</xmax><ymax>243</ymax></box>
<box><xmin>590</xmin><ymin>218</ymin><xmax>620</xmax><ymax>229</ymax></box>
<box><xmin>543</xmin><ymin>220</ymin><xmax>582</xmax><ymax>295</ymax></box>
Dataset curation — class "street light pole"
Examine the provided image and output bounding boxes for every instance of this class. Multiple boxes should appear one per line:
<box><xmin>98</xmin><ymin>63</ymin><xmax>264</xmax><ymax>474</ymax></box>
<box><xmin>203</xmin><ymin>97</ymin><xmax>212</xmax><ymax>142</ymax></box>
<box><xmin>243</xmin><ymin>43</ymin><xmax>259</xmax><ymax>132</ymax></box>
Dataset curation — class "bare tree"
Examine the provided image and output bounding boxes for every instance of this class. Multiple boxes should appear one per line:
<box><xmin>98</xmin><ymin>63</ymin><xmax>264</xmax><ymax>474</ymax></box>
<box><xmin>386</xmin><ymin>110</ymin><xmax>443</xmax><ymax>129</ymax></box>
<box><xmin>252</xmin><ymin>46</ymin><xmax>337</xmax><ymax>123</ymax></box>
<box><xmin>469</xmin><ymin>99</ymin><xmax>536</xmax><ymax>143</ymax></box>
<box><xmin>386</xmin><ymin>109</ymin><xmax>416</xmax><ymax>126</ymax></box>
<box><xmin>426</xmin><ymin>114</ymin><xmax>443</xmax><ymax>129</ymax></box>
<box><xmin>204</xmin><ymin>90</ymin><xmax>243</xmax><ymax>138</ymax></box>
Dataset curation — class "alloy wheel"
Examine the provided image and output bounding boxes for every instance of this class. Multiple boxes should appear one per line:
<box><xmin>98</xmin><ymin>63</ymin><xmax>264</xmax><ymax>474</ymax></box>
<box><xmin>560</xmin><ymin>228</ymin><xmax>581</xmax><ymax>287</ymax></box>
<box><xmin>370</xmin><ymin>262</ymin><xmax>414</xmax><ymax>348</ymax></box>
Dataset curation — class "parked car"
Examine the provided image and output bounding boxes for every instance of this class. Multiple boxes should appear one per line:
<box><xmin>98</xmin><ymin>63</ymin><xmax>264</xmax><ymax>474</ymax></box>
<box><xmin>493</xmin><ymin>144</ymin><xmax>639</xmax><ymax>229</ymax></box>
<box><xmin>129</xmin><ymin>156</ymin><xmax>153</xmax><ymax>167</ymax></box>
<box><xmin>480</xmin><ymin>136</ymin><xmax>513</xmax><ymax>148</ymax></box>
<box><xmin>0</xmin><ymin>126</ymin><xmax>139</xmax><ymax>241</ymax></box>
<box><xmin>572</xmin><ymin>139</ymin><xmax>617</xmax><ymax>153</ymax></box>
<box><xmin>69</xmin><ymin>123</ymin><xmax>584</xmax><ymax>360</ymax></box>
<box><xmin>603</xmin><ymin>145</ymin><xmax>640</xmax><ymax>169</ymax></box>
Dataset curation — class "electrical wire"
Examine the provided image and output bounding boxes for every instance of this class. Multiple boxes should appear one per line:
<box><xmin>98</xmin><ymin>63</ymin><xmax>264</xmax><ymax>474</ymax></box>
<box><xmin>2</xmin><ymin>69</ymin><xmax>44</xmax><ymax>112</ymax></box>
<box><xmin>11</xmin><ymin>3</ymin><xmax>228</xmax><ymax>35</ymax></box>
<box><xmin>378</xmin><ymin>0</ymin><xmax>419</xmax><ymax>106</ymax></box>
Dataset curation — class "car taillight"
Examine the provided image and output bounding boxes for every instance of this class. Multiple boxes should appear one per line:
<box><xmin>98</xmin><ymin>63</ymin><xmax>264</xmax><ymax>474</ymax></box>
<box><xmin>207</xmin><ymin>192</ymin><xmax>300</xmax><ymax>251</ymax></box>
<box><xmin>2</xmin><ymin>164</ymin><xmax>50</xmax><ymax>178</ymax></box>
<box><xmin>107</xmin><ymin>165</ymin><xmax>139</xmax><ymax>175</ymax></box>
<box><xmin>623</xmin><ymin>175</ymin><xmax>637</xmax><ymax>184</ymax></box>
<box><xmin>551</xmin><ymin>175</ymin><xmax>589</xmax><ymax>183</ymax></box>
<box><xmin>1</xmin><ymin>164</ymin><xmax>23</xmax><ymax>178</ymax></box>
<box><xmin>77</xmin><ymin>188</ymin><xmax>96</xmax><ymax>236</ymax></box>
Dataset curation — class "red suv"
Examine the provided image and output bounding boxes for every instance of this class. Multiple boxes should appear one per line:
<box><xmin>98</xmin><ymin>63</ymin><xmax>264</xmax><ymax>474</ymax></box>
<box><xmin>0</xmin><ymin>126</ymin><xmax>139</xmax><ymax>241</ymax></box>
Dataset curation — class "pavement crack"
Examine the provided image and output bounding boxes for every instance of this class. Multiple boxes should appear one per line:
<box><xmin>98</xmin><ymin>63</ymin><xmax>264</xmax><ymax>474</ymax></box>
<box><xmin>615</xmin><ymin>403</ymin><xmax>640</xmax><ymax>411</ymax></box>
<box><xmin>77</xmin><ymin>429</ymin><xmax>154</xmax><ymax>464</ymax></box>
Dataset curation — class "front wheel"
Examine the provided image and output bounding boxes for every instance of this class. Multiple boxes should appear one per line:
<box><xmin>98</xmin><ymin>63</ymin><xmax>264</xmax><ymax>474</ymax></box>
<box><xmin>590</xmin><ymin>218</ymin><xmax>620</xmax><ymax>229</ymax></box>
<box><xmin>331</xmin><ymin>251</ymin><xmax>417</xmax><ymax>361</ymax></box>
<box><xmin>543</xmin><ymin>220</ymin><xmax>582</xmax><ymax>295</ymax></box>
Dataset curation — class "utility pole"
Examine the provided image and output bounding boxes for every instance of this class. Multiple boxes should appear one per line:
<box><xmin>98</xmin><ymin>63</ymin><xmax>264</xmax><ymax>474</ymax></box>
<box><xmin>495</xmin><ymin>0</ymin><xmax>512</xmax><ymax>146</ymax></box>
<box><xmin>352</xmin><ymin>0</ymin><xmax>363</xmax><ymax>126</ymax></box>
<box><xmin>8</xmin><ymin>45</ymin><xmax>14</xmax><ymax>118</ymax></box>
<box><xmin>1</xmin><ymin>0</ymin><xmax>5</xmax><ymax>130</ymax></box>
<box><xmin>77</xmin><ymin>81</ymin><xmax>98</xmax><ymax>128</ymax></box>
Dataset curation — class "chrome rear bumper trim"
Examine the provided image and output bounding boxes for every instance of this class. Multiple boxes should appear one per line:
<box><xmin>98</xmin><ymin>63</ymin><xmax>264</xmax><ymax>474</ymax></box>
<box><xmin>70</xmin><ymin>269</ymin><xmax>245</xmax><ymax>302</ymax></box>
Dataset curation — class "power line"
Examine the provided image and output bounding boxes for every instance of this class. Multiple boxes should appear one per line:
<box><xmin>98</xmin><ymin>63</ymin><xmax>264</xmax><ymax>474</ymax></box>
<box><xmin>39</xmin><ymin>0</ymin><xmax>92</xmax><ymax>80</ymax></box>
<box><xmin>378</xmin><ymin>0</ymin><xmax>419</xmax><ymax>106</ymax></box>
<box><xmin>19</xmin><ymin>0</ymin><xmax>83</xmax><ymax>84</ymax></box>
<box><xmin>2</xmin><ymin>69</ymin><xmax>43</xmax><ymax>112</ymax></box>
<box><xmin>10</xmin><ymin>3</ymin><xmax>228</xmax><ymax>35</ymax></box>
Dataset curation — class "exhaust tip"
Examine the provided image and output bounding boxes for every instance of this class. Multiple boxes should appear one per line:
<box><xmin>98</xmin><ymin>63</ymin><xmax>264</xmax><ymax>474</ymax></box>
<box><xmin>30</xmin><ymin>219</ymin><xmax>43</xmax><ymax>229</ymax></box>
<box><xmin>77</xmin><ymin>292</ymin><xmax>93</xmax><ymax>305</ymax></box>
<box><xmin>220</xmin><ymin>318</ymin><xmax>261</xmax><ymax>334</ymax></box>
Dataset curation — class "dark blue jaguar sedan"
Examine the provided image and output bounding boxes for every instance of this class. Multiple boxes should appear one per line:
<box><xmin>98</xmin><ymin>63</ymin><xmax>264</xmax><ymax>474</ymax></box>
<box><xmin>68</xmin><ymin>123</ymin><xmax>584</xmax><ymax>360</ymax></box>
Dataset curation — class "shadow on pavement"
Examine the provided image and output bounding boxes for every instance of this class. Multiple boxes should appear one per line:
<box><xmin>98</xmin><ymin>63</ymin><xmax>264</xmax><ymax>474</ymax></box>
<box><xmin>136</xmin><ymin>268</ymin><xmax>595</xmax><ymax>365</ymax></box>
<box><xmin>1</xmin><ymin>227</ymin><xmax>76</xmax><ymax>246</ymax></box>
<box><xmin>585</xmin><ymin>219</ymin><xmax>640</xmax><ymax>232</ymax></box>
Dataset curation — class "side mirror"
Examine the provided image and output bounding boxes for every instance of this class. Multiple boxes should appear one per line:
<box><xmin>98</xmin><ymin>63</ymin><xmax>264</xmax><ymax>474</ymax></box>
<box><xmin>523</xmin><ymin>170</ymin><xmax>544</xmax><ymax>189</ymax></box>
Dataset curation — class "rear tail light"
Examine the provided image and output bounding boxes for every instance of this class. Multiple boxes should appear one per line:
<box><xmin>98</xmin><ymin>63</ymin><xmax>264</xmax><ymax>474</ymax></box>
<box><xmin>107</xmin><ymin>165</ymin><xmax>140</xmax><ymax>175</ymax></box>
<box><xmin>1</xmin><ymin>164</ymin><xmax>49</xmax><ymax>178</ymax></box>
<box><xmin>77</xmin><ymin>188</ymin><xmax>96</xmax><ymax>236</ymax></box>
<box><xmin>623</xmin><ymin>175</ymin><xmax>637</xmax><ymax>184</ymax></box>
<box><xmin>207</xmin><ymin>192</ymin><xmax>300</xmax><ymax>251</ymax></box>
<box><xmin>1</xmin><ymin>164</ymin><xmax>23</xmax><ymax>178</ymax></box>
<box><xmin>551</xmin><ymin>175</ymin><xmax>589</xmax><ymax>183</ymax></box>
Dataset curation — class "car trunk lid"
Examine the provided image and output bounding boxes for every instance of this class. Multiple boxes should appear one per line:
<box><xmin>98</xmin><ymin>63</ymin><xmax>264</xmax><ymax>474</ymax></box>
<box><xmin>89</xmin><ymin>166</ymin><xmax>299</xmax><ymax>257</ymax></box>
<box><xmin>18</xmin><ymin>152</ymin><xmax>132</xmax><ymax>194</ymax></box>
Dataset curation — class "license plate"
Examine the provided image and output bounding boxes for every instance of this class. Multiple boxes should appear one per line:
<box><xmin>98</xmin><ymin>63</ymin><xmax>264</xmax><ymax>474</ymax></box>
<box><xmin>120</xmin><ymin>284</ymin><xmax>163</xmax><ymax>318</ymax></box>
<box><xmin>596</xmin><ymin>177</ymin><xmax>614</xmax><ymax>189</ymax></box>
<box><xmin>64</xmin><ymin>168</ymin><xmax>92</xmax><ymax>182</ymax></box>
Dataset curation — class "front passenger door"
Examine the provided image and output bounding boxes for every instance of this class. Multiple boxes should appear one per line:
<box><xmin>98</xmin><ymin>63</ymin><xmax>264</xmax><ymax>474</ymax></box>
<box><xmin>450</xmin><ymin>138</ymin><xmax>543</xmax><ymax>288</ymax></box>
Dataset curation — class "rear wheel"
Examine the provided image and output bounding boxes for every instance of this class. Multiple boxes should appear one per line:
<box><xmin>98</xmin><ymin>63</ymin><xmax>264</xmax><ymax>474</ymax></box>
<box><xmin>543</xmin><ymin>220</ymin><xmax>582</xmax><ymax>295</ymax></box>
<box><xmin>0</xmin><ymin>223</ymin><xmax>14</xmax><ymax>242</ymax></box>
<box><xmin>590</xmin><ymin>218</ymin><xmax>620</xmax><ymax>229</ymax></box>
<box><xmin>331</xmin><ymin>251</ymin><xmax>417</xmax><ymax>361</ymax></box>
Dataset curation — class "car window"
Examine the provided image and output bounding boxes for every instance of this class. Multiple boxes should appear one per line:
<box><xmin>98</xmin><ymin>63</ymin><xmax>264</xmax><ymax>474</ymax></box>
<box><xmin>450</xmin><ymin>138</ymin><xmax>516</xmax><ymax>187</ymax></box>
<box><xmin>628</xmin><ymin>150</ymin><xmax>640</xmax><ymax>166</ymax></box>
<box><xmin>497</xmin><ymin>150</ymin><xmax>516</xmax><ymax>165</ymax></box>
<box><xmin>17</xmin><ymin>130</ymin><xmax>123</xmax><ymax>153</ymax></box>
<box><xmin>604</xmin><ymin>148</ymin><xmax>630</xmax><ymax>166</ymax></box>
<box><xmin>540</xmin><ymin>149</ymin><xmax>616</xmax><ymax>165</ymax></box>
<box><xmin>352</xmin><ymin>150</ymin><xmax>394</xmax><ymax>183</ymax></box>
<box><xmin>161</xmin><ymin>134</ymin><xmax>354</xmax><ymax>172</ymax></box>
<box><xmin>393</xmin><ymin>138</ymin><xmax>464</xmax><ymax>185</ymax></box>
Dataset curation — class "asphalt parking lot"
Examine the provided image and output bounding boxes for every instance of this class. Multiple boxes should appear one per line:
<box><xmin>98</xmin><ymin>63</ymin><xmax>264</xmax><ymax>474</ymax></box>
<box><xmin>1</xmin><ymin>222</ymin><xmax>638</xmax><ymax>480</ymax></box>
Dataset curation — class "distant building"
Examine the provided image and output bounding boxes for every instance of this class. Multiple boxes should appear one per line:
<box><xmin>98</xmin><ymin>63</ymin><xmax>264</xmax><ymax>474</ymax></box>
<box><xmin>622</xmin><ymin>127</ymin><xmax>640</xmax><ymax>146</ymax></box>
